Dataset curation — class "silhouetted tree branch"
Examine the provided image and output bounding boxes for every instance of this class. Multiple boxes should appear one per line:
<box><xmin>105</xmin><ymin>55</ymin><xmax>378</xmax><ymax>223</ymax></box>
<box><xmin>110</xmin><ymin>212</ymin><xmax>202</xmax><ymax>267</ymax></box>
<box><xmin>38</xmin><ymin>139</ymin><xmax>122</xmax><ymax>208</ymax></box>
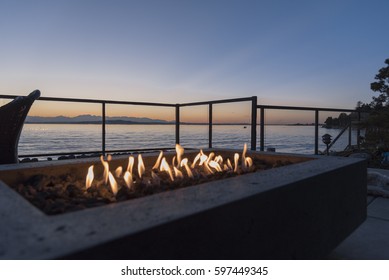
<box><xmin>370</xmin><ymin>58</ymin><xmax>389</xmax><ymax>109</ymax></box>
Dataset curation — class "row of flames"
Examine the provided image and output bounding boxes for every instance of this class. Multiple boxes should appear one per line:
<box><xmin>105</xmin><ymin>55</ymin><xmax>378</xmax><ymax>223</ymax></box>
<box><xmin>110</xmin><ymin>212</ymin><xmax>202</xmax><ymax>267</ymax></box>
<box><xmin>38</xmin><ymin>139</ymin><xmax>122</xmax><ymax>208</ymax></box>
<box><xmin>85</xmin><ymin>144</ymin><xmax>254</xmax><ymax>196</ymax></box>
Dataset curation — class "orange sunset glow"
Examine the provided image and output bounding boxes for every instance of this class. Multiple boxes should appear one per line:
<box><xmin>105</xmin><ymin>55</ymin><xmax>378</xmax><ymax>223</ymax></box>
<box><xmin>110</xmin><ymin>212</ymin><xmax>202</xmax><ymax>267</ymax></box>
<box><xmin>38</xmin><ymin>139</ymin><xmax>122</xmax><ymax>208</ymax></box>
<box><xmin>23</xmin><ymin>98</ymin><xmax>340</xmax><ymax>124</ymax></box>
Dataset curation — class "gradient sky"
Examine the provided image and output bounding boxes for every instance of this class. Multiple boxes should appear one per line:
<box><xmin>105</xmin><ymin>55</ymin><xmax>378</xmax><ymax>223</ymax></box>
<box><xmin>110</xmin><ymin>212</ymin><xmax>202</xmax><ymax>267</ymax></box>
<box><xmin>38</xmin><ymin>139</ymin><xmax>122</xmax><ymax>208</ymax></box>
<box><xmin>1</xmin><ymin>0</ymin><xmax>388</xmax><ymax>122</ymax></box>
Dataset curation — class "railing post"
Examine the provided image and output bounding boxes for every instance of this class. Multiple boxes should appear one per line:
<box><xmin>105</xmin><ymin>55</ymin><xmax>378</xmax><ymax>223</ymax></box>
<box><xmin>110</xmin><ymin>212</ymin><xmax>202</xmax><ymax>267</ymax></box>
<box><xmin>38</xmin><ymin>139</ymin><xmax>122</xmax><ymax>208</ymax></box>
<box><xmin>314</xmin><ymin>110</ymin><xmax>319</xmax><ymax>155</ymax></box>
<box><xmin>209</xmin><ymin>103</ymin><xmax>213</xmax><ymax>149</ymax></box>
<box><xmin>102</xmin><ymin>102</ymin><xmax>106</xmax><ymax>156</ymax></box>
<box><xmin>175</xmin><ymin>104</ymin><xmax>180</xmax><ymax>145</ymax></box>
<box><xmin>357</xmin><ymin>111</ymin><xmax>361</xmax><ymax>149</ymax></box>
<box><xmin>260</xmin><ymin>107</ymin><xmax>265</xmax><ymax>151</ymax></box>
<box><xmin>251</xmin><ymin>96</ymin><xmax>257</xmax><ymax>151</ymax></box>
<box><xmin>348</xmin><ymin>119</ymin><xmax>352</xmax><ymax>149</ymax></box>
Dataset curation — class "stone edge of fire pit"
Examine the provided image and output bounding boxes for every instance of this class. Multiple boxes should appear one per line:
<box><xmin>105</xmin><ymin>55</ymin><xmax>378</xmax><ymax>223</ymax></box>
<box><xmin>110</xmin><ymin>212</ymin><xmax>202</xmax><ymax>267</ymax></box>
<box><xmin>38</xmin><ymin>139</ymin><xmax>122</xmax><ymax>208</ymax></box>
<box><xmin>0</xmin><ymin>152</ymin><xmax>367</xmax><ymax>259</ymax></box>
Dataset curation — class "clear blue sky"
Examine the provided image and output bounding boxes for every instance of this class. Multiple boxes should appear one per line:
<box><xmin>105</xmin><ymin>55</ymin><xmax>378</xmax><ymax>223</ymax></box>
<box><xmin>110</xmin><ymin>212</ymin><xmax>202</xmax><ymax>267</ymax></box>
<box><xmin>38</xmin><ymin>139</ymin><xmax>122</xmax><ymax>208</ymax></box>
<box><xmin>1</xmin><ymin>0</ymin><xmax>388</xmax><ymax>113</ymax></box>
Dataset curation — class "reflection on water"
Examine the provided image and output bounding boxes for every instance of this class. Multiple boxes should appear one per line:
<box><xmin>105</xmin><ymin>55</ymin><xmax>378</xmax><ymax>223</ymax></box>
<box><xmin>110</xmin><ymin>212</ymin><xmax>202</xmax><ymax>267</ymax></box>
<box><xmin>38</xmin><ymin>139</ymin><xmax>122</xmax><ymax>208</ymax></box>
<box><xmin>19</xmin><ymin>124</ymin><xmax>360</xmax><ymax>156</ymax></box>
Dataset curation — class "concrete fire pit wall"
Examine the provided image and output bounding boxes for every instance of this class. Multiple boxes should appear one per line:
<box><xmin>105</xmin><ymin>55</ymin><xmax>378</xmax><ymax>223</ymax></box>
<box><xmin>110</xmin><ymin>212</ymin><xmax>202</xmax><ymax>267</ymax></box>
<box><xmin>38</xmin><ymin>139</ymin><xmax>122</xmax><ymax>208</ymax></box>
<box><xmin>0</xmin><ymin>151</ymin><xmax>366</xmax><ymax>259</ymax></box>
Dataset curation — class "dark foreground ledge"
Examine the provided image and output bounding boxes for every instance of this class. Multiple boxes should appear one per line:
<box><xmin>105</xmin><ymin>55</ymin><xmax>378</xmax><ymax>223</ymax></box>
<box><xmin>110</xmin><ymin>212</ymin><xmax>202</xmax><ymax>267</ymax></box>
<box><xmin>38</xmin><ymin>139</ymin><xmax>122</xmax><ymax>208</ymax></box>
<box><xmin>0</xmin><ymin>151</ymin><xmax>367</xmax><ymax>259</ymax></box>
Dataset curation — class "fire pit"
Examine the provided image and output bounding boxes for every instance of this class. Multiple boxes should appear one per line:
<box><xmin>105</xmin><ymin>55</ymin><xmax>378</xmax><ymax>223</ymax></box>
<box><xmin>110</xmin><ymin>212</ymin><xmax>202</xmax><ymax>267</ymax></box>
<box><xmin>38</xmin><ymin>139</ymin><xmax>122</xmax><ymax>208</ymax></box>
<box><xmin>0</xmin><ymin>148</ymin><xmax>366</xmax><ymax>259</ymax></box>
<box><xmin>7</xmin><ymin>144</ymin><xmax>295</xmax><ymax>215</ymax></box>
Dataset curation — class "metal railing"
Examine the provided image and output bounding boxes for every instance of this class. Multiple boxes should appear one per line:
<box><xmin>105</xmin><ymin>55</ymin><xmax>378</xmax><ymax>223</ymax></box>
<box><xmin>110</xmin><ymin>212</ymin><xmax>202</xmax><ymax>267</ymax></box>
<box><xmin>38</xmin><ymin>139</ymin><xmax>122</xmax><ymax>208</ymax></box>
<box><xmin>178</xmin><ymin>96</ymin><xmax>257</xmax><ymax>150</ymax></box>
<box><xmin>257</xmin><ymin>105</ymin><xmax>360</xmax><ymax>154</ymax></box>
<box><xmin>0</xmin><ymin>95</ymin><xmax>257</xmax><ymax>158</ymax></box>
<box><xmin>0</xmin><ymin>94</ymin><xmax>176</xmax><ymax>157</ymax></box>
<box><xmin>0</xmin><ymin>93</ymin><xmax>360</xmax><ymax>158</ymax></box>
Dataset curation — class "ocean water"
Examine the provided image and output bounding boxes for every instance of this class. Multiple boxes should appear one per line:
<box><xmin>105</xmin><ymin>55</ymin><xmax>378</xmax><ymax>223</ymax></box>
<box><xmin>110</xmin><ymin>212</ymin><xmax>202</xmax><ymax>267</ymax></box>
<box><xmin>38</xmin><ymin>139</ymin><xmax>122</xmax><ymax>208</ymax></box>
<box><xmin>18</xmin><ymin>124</ymin><xmax>361</xmax><ymax>157</ymax></box>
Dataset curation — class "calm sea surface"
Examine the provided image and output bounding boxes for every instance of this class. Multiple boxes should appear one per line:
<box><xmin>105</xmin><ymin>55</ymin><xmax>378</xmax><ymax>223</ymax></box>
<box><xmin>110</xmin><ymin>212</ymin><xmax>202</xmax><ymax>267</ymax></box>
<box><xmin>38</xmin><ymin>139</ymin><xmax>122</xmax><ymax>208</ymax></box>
<box><xmin>19</xmin><ymin>124</ymin><xmax>361</xmax><ymax>157</ymax></box>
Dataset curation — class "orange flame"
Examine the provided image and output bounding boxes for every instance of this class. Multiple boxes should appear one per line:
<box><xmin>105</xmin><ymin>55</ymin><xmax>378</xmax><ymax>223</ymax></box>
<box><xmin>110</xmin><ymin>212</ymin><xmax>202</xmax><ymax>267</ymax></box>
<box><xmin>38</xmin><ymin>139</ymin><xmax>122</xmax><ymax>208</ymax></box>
<box><xmin>191</xmin><ymin>152</ymin><xmax>201</xmax><ymax>168</ymax></box>
<box><xmin>89</xmin><ymin>144</ymin><xmax>256</xmax><ymax>192</ymax></box>
<box><xmin>245</xmin><ymin>157</ymin><xmax>253</xmax><ymax>168</ymax></box>
<box><xmin>207</xmin><ymin>152</ymin><xmax>215</xmax><ymax>163</ymax></box>
<box><xmin>138</xmin><ymin>154</ymin><xmax>145</xmax><ymax>179</ymax></box>
<box><xmin>242</xmin><ymin>143</ymin><xmax>247</xmax><ymax>160</ymax></box>
<box><xmin>241</xmin><ymin>143</ymin><xmax>248</xmax><ymax>171</ymax></box>
<box><xmin>123</xmin><ymin>171</ymin><xmax>133</xmax><ymax>189</ymax></box>
<box><xmin>227</xmin><ymin>158</ymin><xmax>233</xmax><ymax>170</ymax></box>
<box><xmin>160</xmin><ymin>157</ymin><xmax>174</xmax><ymax>181</ymax></box>
<box><xmin>100</xmin><ymin>155</ymin><xmax>110</xmax><ymax>184</ymax></box>
<box><xmin>204</xmin><ymin>164</ymin><xmax>214</xmax><ymax>174</ymax></box>
<box><xmin>108</xmin><ymin>171</ymin><xmax>118</xmax><ymax>195</ymax></box>
<box><xmin>209</xmin><ymin>160</ymin><xmax>222</xmax><ymax>172</ymax></box>
<box><xmin>174</xmin><ymin>166</ymin><xmax>184</xmax><ymax>179</ymax></box>
<box><xmin>172</xmin><ymin>156</ymin><xmax>176</xmax><ymax>168</ymax></box>
<box><xmin>181</xmin><ymin>158</ymin><xmax>194</xmax><ymax>178</ymax></box>
<box><xmin>115</xmin><ymin>166</ymin><xmax>123</xmax><ymax>177</ymax></box>
<box><xmin>175</xmin><ymin>144</ymin><xmax>184</xmax><ymax>167</ymax></box>
<box><xmin>202</xmin><ymin>157</ymin><xmax>214</xmax><ymax>174</ymax></box>
<box><xmin>234</xmin><ymin>153</ymin><xmax>239</xmax><ymax>173</ymax></box>
<box><xmin>85</xmin><ymin>165</ymin><xmax>94</xmax><ymax>189</ymax></box>
<box><xmin>127</xmin><ymin>156</ymin><xmax>134</xmax><ymax>175</ymax></box>
<box><xmin>197</xmin><ymin>151</ymin><xmax>213</xmax><ymax>174</ymax></box>
<box><xmin>152</xmin><ymin>151</ymin><xmax>163</xmax><ymax>170</ymax></box>
<box><xmin>199</xmin><ymin>154</ymin><xmax>208</xmax><ymax>166</ymax></box>
<box><xmin>215</xmin><ymin>155</ymin><xmax>223</xmax><ymax>164</ymax></box>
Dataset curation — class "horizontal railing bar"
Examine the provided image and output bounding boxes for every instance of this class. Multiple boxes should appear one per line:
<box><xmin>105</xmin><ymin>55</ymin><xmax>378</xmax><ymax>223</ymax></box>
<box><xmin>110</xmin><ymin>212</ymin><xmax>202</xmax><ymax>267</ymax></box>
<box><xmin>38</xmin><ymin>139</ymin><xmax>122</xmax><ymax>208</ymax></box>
<box><xmin>19</xmin><ymin>151</ymin><xmax>103</xmax><ymax>158</ymax></box>
<box><xmin>0</xmin><ymin>95</ymin><xmax>176</xmax><ymax>107</ymax></box>
<box><xmin>258</xmin><ymin>104</ymin><xmax>357</xmax><ymax>113</ymax></box>
<box><xmin>105</xmin><ymin>147</ymin><xmax>175</xmax><ymax>153</ymax></box>
<box><xmin>179</xmin><ymin>97</ymin><xmax>254</xmax><ymax>107</ymax></box>
<box><xmin>98</xmin><ymin>99</ymin><xmax>176</xmax><ymax>107</ymax></box>
<box><xmin>107</xmin><ymin>147</ymin><xmax>199</xmax><ymax>153</ymax></box>
<box><xmin>1</xmin><ymin>94</ymin><xmax>359</xmax><ymax>112</ymax></box>
<box><xmin>18</xmin><ymin>147</ymin><xmax>176</xmax><ymax>158</ymax></box>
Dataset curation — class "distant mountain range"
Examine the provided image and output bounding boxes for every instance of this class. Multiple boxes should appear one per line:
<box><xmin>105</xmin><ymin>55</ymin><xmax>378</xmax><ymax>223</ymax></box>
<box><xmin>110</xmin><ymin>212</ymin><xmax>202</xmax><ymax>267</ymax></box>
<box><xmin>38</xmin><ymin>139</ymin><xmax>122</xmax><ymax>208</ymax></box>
<box><xmin>26</xmin><ymin>114</ymin><xmax>174</xmax><ymax>124</ymax></box>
